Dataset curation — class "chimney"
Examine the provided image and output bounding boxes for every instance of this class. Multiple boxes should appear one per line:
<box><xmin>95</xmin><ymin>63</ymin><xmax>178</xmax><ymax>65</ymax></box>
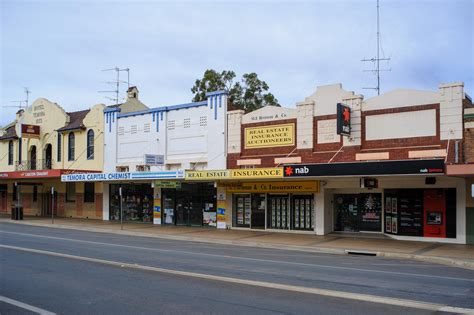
<box><xmin>127</xmin><ymin>86</ymin><xmax>139</xmax><ymax>101</ymax></box>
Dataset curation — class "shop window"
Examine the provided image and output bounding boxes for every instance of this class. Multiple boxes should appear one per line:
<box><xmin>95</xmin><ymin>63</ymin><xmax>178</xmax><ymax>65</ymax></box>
<box><xmin>68</xmin><ymin>132</ymin><xmax>75</xmax><ymax>161</ymax></box>
<box><xmin>33</xmin><ymin>186</ymin><xmax>38</xmax><ymax>202</ymax></box>
<box><xmin>66</xmin><ymin>182</ymin><xmax>76</xmax><ymax>202</ymax></box>
<box><xmin>57</xmin><ymin>133</ymin><xmax>62</xmax><ymax>162</ymax></box>
<box><xmin>87</xmin><ymin>129</ymin><xmax>94</xmax><ymax>160</ymax></box>
<box><xmin>8</xmin><ymin>140</ymin><xmax>13</xmax><ymax>165</ymax></box>
<box><xmin>84</xmin><ymin>182</ymin><xmax>95</xmax><ymax>203</ymax></box>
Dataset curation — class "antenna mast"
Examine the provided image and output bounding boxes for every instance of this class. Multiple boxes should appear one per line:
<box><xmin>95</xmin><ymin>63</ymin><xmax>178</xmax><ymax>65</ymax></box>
<box><xmin>362</xmin><ymin>0</ymin><xmax>390</xmax><ymax>95</ymax></box>
<box><xmin>3</xmin><ymin>87</ymin><xmax>31</xmax><ymax>110</ymax></box>
<box><xmin>99</xmin><ymin>67</ymin><xmax>130</xmax><ymax>105</ymax></box>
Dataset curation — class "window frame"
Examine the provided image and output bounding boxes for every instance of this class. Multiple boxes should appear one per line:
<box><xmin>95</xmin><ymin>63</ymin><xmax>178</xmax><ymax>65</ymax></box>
<box><xmin>57</xmin><ymin>133</ymin><xmax>62</xmax><ymax>162</ymax></box>
<box><xmin>68</xmin><ymin>132</ymin><xmax>75</xmax><ymax>161</ymax></box>
<box><xmin>66</xmin><ymin>182</ymin><xmax>76</xmax><ymax>202</ymax></box>
<box><xmin>84</xmin><ymin>182</ymin><xmax>95</xmax><ymax>203</ymax></box>
<box><xmin>86</xmin><ymin>129</ymin><xmax>94</xmax><ymax>160</ymax></box>
<box><xmin>8</xmin><ymin>140</ymin><xmax>13</xmax><ymax>165</ymax></box>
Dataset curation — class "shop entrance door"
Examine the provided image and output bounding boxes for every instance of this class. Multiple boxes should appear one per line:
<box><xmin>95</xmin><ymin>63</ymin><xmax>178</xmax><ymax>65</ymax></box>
<box><xmin>292</xmin><ymin>195</ymin><xmax>314</xmax><ymax>231</ymax></box>
<box><xmin>334</xmin><ymin>194</ymin><xmax>382</xmax><ymax>232</ymax></box>
<box><xmin>268</xmin><ymin>195</ymin><xmax>290</xmax><ymax>230</ymax></box>
<box><xmin>42</xmin><ymin>192</ymin><xmax>58</xmax><ymax>216</ymax></box>
<box><xmin>0</xmin><ymin>191</ymin><xmax>7</xmax><ymax>213</ymax></box>
<box><xmin>251</xmin><ymin>194</ymin><xmax>265</xmax><ymax>229</ymax></box>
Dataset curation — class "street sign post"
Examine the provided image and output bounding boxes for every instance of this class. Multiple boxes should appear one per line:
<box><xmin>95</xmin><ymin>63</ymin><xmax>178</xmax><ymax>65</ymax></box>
<box><xmin>51</xmin><ymin>187</ymin><xmax>54</xmax><ymax>224</ymax></box>
<box><xmin>119</xmin><ymin>186</ymin><xmax>123</xmax><ymax>230</ymax></box>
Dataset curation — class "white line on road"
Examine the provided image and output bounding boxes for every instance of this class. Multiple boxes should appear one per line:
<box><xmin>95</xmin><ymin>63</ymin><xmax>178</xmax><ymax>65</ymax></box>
<box><xmin>1</xmin><ymin>230</ymin><xmax>473</xmax><ymax>283</ymax></box>
<box><xmin>1</xmin><ymin>244</ymin><xmax>473</xmax><ymax>314</ymax></box>
<box><xmin>0</xmin><ymin>295</ymin><xmax>56</xmax><ymax>315</ymax></box>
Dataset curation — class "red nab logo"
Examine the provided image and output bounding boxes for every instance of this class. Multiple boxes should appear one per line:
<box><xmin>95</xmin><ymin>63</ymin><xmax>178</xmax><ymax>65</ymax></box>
<box><xmin>343</xmin><ymin>107</ymin><xmax>350</xmax><ymax>122</ymax></box>
<box><xmin>284</xmin><ymin>166</ymin><xmax>294</xmax><ymax>176</ymax></box>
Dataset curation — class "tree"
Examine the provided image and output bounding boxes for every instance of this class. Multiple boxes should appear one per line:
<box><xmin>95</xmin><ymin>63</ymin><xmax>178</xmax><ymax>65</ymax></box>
<box><xmin>191</xmin><ymin>69</ymin><xmax>280</xmax><ymax>112</ymax></box>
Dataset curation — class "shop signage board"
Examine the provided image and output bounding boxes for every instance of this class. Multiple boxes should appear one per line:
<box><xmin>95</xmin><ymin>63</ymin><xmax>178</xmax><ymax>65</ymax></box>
<box><xmin>185</xmin><ymin>170</ymin><xmax>230</xmax><ymax>180</ymax></box>
<box><xmin>283</xmin><ymin>159</ymin><xmax>445</xmax><ymax>177</ymax></box>
<box><xmin>21</xmin><ymin>124</ymin><xmax>40</xmax><ymax>138</ymax></box>
<box><xmin>226</xmin><ymin>181</ymin><xmax>320</xmax><ymax>193</ymax></box>
<box><xmin>244</xmin><ymin>123</ymin><xmax>295</xmax><ymax>149</ymax></box>
<box><xmin>230</xmin><ymin>168</ymin><xmax>283</xmax><ymax>179</ymax></box>
<box><xmin>336</xmin><ymin>103</ymin><xmax>351</xmax><ymax>136</ymax></box>
<box><xmin>0</xmin><ymin>169</ymin><xmax>62</xmax><ymax>179</ymax></box>
<box><xmin>154</xmin><ymin>181</ymin><xmax>181</xmax><ymax>189</ymax></box>
<box><xmin>61</xmin><ymin>170</ymin><xmax>185</xmax><ymax>182</ymax></box>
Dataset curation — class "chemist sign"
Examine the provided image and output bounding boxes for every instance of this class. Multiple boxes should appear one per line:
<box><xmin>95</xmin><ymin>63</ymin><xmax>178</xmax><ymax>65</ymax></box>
<box><xmin>61</xmin><ymin>170</ymin><xmax>184</xmax><ymax>182</ymax></box>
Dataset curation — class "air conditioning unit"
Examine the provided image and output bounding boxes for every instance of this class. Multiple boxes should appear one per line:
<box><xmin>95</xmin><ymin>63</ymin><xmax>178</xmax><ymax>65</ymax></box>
<box><xmin>144</xmin><ymin>154</ymin><xmax>164</xmax><ymax>166</ymax></box>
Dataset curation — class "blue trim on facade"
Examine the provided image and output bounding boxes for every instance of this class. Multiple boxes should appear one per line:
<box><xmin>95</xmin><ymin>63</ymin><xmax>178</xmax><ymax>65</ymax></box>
<box><xmin>160</xmin><ymin>112</ymin><xmax>163</xmax><ymax>120</ymax></box>
<box><xmin>166</xmin><ymin>101</ymin><xmax>207</xmax><ymax>111</ymax></box>
<box><xmin>219</xmin><ymin>95</ymin><xmax>222</xmax><ymax>108</ymax></box>
<box><xmin>214</xmin><ymin>96</ymin><xmax>217</xmax><ymax>120</ymax></box>
<box><xmin>152</xmin><ymin>113</ymin><xmax>155</xmax><ymax>122</ymax></box>
<box><xmin>112</xmin><ymin>113</ymin><xmax>115</xmax><ymax>123</ymax></box>
<box><xmin>116</xmin><ymin>101</ymin><xmax>207</xmax><ymax>119</ymax></box>
<box><xmin>104</xmin><ymin>107</ymin><xmax>121</xmax><ymax>113</ymax></box>
<box><xmin>205</xmin><ymin>90</ymin><xmax>228</xmax><ymax>97</ymax></box>
<box><xmin>156</xmin><ymin>116</ymin><xmax>159</xmax><ymax>132</ymax></box>
<box><xmin>109</xmin><ymin>114</ymin><xmax>112</xmax><ymax>133</ymax></box>
<box><xmin>106</xmin><ymin>113</ymin><xmax>109</xmax><ymax>124</ymax></box>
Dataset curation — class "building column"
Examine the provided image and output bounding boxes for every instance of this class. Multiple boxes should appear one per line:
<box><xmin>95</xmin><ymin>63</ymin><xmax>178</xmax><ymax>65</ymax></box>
<box><xmin>153</xmin><ymin>187</ymin><xmax>161</xmax><ymax>225</ymax></box>
<box><xmin>102</xmin><ymin>183</ymin><xmax>109</xmax><ymax>220</ymax></box>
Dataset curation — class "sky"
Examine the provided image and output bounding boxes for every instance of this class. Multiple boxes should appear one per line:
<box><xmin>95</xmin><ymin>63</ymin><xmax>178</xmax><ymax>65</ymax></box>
<box><xmin>1</xmin><ymin>0</ymin><xmax>473</xmax><ymax>126</ymax></box>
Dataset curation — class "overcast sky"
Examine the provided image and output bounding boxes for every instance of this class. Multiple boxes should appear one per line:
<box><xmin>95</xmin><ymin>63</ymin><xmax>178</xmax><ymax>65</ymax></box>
<box><xmin>1</xmin><ymin>0</ymin><xmax>473</xmax><ymax>126</ymax></box>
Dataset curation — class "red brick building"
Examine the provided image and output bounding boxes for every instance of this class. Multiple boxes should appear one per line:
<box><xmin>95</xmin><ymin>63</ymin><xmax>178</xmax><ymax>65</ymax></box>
<box><xmin>226</xmin><ymin>82</ymin><xmax>472</xmax><ymax>244</ymax></box>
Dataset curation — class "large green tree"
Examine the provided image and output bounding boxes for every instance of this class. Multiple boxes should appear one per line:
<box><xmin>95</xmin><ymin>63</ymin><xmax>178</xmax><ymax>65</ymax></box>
<box><xmin>191</xmin><ymin>69</ymin><xmax>280</xmax><ymax>112</ymax></box>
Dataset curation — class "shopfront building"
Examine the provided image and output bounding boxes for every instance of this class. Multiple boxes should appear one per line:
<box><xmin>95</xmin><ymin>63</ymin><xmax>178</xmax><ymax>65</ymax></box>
<box><xmin>0</xmin><ymin>98</ymin><xmax>105</xmax><ymax>219</ymax></box>
<box><xmin>226</xmin><ymin>82</ymin><xmax>470</xmax><ymax>243</ymax></box>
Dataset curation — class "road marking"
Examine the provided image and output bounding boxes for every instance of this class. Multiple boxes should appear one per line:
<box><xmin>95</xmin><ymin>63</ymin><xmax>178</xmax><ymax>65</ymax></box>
<box><xmin>1</xmin><ymin>230</ymin><xmax>473</xmax><ymax>283</ymax></box>
<box><xmin>1</xmin><ymin>244</ymin><xmax>473</xmax><ymax>314</ymax></box>
<box><xmin>0</xmin><ymin>295</ymin><xmax>56</xmax><ymax>315</ymax></box>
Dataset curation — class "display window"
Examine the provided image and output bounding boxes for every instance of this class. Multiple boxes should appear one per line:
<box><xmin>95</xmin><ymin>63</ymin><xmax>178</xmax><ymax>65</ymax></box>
<box><xmin>161</xmin><ymin>183</ymin><xmax>216</xmax><ymax>227</ymax></box>
<box><xmin>334</xmin><ymin>193</ymin><xmax>382</xmax><ymax>232</ymax></box>
<box><xmin>109</xmin><ymin>184</ymin><xmax>153</xmax><ymax>223</ymax></box>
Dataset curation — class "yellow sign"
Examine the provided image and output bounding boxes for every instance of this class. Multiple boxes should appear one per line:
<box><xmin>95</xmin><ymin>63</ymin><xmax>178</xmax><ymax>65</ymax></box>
<box><xmin>230</xmin><ymin>168</ymin><xmax>283</xmax><ymax>179</ymax></box>
<box><xmin>185</xmin><ymin>170</ymin><xmax>230</xmax><ymax>180</ymax></box>
<box><xmin>226</xmin><ymin>181</ymin><xmax>320</xmax><ymax>193</ymax></box>
<box><xmin>245</xmin><ymin>123</ymin><xmax>295</xmax><ymax>149</ymax></box>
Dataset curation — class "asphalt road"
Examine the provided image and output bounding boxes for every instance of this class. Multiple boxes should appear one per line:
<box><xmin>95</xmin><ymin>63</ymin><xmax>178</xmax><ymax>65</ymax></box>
<box><xmin>0</xmin><ymin>222</ymin><xmax>473</xmax><ymax>315</ymax></box>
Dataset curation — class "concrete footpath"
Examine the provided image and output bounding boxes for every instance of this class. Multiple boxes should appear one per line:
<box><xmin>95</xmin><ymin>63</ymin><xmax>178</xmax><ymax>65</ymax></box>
<box><xmin>2</xmin><ymin>216</ymin><xmax>474</xmax><ymax>270</ymax></box>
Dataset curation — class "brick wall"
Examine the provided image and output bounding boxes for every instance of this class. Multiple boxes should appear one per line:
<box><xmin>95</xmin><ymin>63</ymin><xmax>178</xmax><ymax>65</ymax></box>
<box><xmin>465</xmin><ymin>128</ymin><xmax>474</xmax><ymax>163</ymax></box>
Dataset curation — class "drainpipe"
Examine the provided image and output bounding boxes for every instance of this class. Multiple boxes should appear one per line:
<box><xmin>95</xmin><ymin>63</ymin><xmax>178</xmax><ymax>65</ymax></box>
<box><xmin>454</xmin><ymin>140</ymin><xmax>459</xmax><ymax>164</ymax></box>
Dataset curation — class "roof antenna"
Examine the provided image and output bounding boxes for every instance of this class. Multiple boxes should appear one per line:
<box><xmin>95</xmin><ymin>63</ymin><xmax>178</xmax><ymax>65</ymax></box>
<box><xmin>99</xmin><ymin>67</ymin><xmax>130</xmax><ymax>105</ymax></box>
<box><xmin>3</xmin><ymin>87</ymin><xmax>31</xmax><ymax>110</ymax></box>
<box><xmin>362</xmin><ymin>0</ymin><xmax>391</xmax><ymax>95</ymax></box>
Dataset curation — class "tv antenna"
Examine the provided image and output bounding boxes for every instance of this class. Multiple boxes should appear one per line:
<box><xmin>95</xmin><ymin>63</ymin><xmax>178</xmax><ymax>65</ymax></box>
<box><xmin>3</xmin><ymin>87</ymin><xmax>31</xmax><ymax>110</ymax></box>
<box><xmin>362</xmin><ymin>0</ymin><xmax>391</xmax><ymax>95</ymax></box>
<box><xmin>98</xmin><ymin>67</ymin><xmax>130</xmax><ymax>105</ymax></box>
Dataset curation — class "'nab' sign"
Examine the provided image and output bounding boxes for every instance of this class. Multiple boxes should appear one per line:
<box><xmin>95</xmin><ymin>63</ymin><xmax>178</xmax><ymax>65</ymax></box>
<box><xmin>336</xmin><ymin>103</ymin><xmax>351</xmax><ymax>136</ymax></box>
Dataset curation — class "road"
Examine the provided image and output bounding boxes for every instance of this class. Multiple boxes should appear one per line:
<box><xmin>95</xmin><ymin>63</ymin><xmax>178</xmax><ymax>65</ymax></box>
<box><xmin>0</xmin><ymin>222</ymin><xmax>473</xmax><ymax>314</ymax></box>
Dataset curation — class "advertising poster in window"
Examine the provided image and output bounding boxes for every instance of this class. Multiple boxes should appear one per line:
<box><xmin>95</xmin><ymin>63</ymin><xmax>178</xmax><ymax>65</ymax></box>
<box><xmin>385</xmin><ymin>197</ymin><xmax>392</xmax><ymax>214</ymax></box>
<box><xmin>391</xmin><ymin>198</ymin><xmax>398</xmax><ymax>215</ymax></box>
<box><xmin>385</xmin><ymin>216</ymin><xmax>392</xmax><ymax>233</ymax></box>
<box><xmin>392</xmin><ymin>217</ymin><xmax>398</xmax><ymax>234</ymax></box>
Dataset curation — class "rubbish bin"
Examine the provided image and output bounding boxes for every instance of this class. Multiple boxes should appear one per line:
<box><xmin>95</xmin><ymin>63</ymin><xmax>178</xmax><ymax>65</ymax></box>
<box><xmin>11</xmin><ymin>207</ymin><xmax>23</xmax><ymax>220</ymax></box>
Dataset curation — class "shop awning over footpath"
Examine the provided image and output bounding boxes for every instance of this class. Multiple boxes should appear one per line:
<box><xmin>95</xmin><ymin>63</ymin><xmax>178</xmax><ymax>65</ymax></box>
<box><xmin>1</xmin><ymin>169</ymin><xmax>101</xmax><ymax>180</ymax></box>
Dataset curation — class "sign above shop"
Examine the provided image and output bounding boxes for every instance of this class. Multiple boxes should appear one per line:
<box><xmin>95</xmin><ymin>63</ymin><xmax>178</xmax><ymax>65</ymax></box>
<box><xmin>154</xmin><ymin>181</ymin><xmax>181</xmax><ymax>189</ymax></box>
<box><xmin>230</xmin><ymin>168</ymin><xmax>283</xmax><ymax>179</ymax></box>
<box><xmin>21</xmin><ymin>124</ymin><xmax>40</xmax><ymax>138</ymax></box>
<box><xmin>226</xmin><ymin>181</ymin><xmax>319</xmax><ymax>193</ymax></box>
<box><xmin>336</xmin><ymin>103</ymin><xmax>351</xmax><ymax>136</ymax></box>
<box><xmin>283</xmin><ymin>159</ymin><xmax>445</xmax><ymax>177</ymax></box>
<box><xmin>185</xmin><ymin>170</ymin><xmax>230</xmax><ymax>180</ymax></box>
<box><xmin>144</xmin><ymin>154</ymin><xmax>164</xmax><ymax>165</ymax></box>
<box><xmin>244</xmin><ymin>123</ymin><xmax>295</xmax><ymax>149</ymax></box>
<box><xmin>61</xmin><ymin>170</ymin><xmax>184</xmax><ymax>182</ymax></box>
